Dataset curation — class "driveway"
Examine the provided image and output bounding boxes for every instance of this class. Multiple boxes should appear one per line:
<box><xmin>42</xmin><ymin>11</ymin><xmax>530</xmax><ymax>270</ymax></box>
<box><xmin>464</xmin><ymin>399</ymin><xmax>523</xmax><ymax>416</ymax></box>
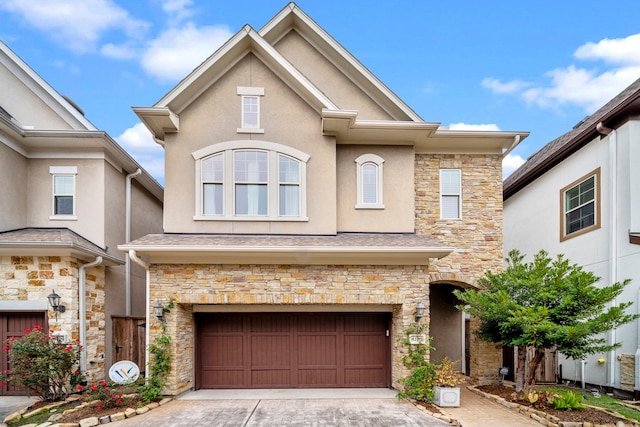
<box><xmin>115</xmin><ymin>398</ymin><xmax>450</xmax><ymax>426</ymax></box>
<box><xmin>0</xmin><ymin>396</ymin><xmax>37</xmax><ymax>422</ymax></box>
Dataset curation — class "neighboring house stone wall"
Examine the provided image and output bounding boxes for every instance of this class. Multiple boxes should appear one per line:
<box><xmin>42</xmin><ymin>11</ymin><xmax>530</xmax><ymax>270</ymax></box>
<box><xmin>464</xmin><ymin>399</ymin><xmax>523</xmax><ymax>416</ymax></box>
<box><xmin>415</xmin><ymin>153</ymin><xmax>504</xmax><ymax>384</ymax></box>
<box><xmin>149</xmin><ymin>263</ymin><xmax>430</xmax><ymax>395</ymax></box>
<box><xmin>0</xmin><ymin>255</ymin><xmax>106</xmax><ymax>382</ymax></box>
<box><xmin>620</xmin><ymin>353</ymin><xmax>635</xmax><ymax>392</ymax></box>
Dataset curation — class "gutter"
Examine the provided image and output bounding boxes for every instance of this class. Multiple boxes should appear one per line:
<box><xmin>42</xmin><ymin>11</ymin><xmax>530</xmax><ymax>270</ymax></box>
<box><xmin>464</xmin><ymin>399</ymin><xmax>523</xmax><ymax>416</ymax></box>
<box><xmin>597</xmin><ymin>122</ymin><xmax>618</xmax><ymax>389</ymax></box>
<box><xmin>79</xmin><ymin>256</ymin><xmax>103</xmax><ymax>374</ymax></box>
<box><xmin>125</xmin><ymin>169</ymin><xmax>142</xmax><ymax>315</ymax></box>
<box><xmin>128</xmin><ymin>250</ymin><xmax>150</xmax><ymax>381</ymax></box>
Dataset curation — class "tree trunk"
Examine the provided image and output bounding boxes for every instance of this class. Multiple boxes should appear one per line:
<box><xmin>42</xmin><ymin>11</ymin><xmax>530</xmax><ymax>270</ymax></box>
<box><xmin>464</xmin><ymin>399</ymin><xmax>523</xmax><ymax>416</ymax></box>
<box><xmin>525</xmin><ymin>348</ymin><xmax>545</xmax><ymax>389</ymax></box>
<box><xmin>515</xmin><ymin>346</ymin><xmax>527</xmax><ymax>392</ymax></box>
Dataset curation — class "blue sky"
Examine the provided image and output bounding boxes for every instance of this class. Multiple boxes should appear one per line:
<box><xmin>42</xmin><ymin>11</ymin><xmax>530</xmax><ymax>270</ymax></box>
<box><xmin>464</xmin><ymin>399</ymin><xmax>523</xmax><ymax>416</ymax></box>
<box><xmin>2</xmin><ymin>0</ymin><xmax>640</xmax><ymax>185</ymax></box>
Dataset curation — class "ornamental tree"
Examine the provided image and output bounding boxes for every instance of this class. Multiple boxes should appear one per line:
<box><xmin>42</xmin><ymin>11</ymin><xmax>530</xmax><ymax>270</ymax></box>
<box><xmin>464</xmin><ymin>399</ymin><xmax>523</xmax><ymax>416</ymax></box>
<box><xmin>454</xmin><ymin>250</ymin><xmax>638</xmax><ymax>391</ymax></box>
<box><xmin>1</xmin><ymin>325</ymin><xmax>82</xmax><ymax>401</ymax></box>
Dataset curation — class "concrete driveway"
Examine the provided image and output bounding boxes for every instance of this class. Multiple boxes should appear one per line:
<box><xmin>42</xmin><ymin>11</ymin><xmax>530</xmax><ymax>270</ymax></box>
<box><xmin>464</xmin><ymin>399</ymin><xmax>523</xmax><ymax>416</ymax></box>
<box><xmin>115</xmin><ymin>393</ymin><xmax>450</xmax><ymax>427</ymax></box>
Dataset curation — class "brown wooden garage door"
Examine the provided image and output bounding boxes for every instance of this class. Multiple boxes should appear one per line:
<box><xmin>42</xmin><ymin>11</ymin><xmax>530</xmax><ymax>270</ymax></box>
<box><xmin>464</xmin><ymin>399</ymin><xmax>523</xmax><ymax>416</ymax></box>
<box><xmin>196</xmin><ymin>313</ymin><xmax>390</xmax><ymax>389</ymax></box>
<box><xmin>1</xmin><ymin>311</ymin><xmax>48</xmax><ymax>396</ymax></box>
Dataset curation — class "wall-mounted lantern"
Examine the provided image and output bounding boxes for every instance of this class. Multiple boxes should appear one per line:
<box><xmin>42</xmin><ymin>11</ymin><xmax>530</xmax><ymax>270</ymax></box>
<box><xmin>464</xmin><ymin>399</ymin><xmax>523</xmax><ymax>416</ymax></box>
<box><xmin>47</xmin><ymin>290</ymin><xmax>66</xmax><ymax>320</ymax></box>
<box><xmin>153</xmin><ymin>301</ymin><xmax>166</xmax><ymax>322</ymax></box>
<box><xmin>415</xmin><ymin>302</ymin><xmax>426</xmax><ymax>323</ymax></box>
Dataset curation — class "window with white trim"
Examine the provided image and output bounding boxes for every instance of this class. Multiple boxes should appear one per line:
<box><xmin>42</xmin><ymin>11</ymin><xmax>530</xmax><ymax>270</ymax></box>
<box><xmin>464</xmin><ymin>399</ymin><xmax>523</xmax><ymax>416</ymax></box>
<box><xmin>49</xmin><ymin>166</ymin><xmax>77</xmax><ymax>219</ymax></box>
<box><xmin>355</xmin><ymin>154</ymin><xmax>384</xmax><ymax>209</ymax></box>
<box><xmin>193</xmin><ymin>141</ymin><xmax>309</xmax><ymax>221</ymax></box>
<box><xmin>440</xmin><ymin>169</ymin><xmax>461</xmax><ymax>219</ymax></box>
<box><xmin>237</xmin><ymin>87</ymin><xmax>264</xmax><ymax>133</ymax></box>
<box><xmin>560</xmin><ymin>168</ymin><xmax>600</xmax><ymax>240</ymax></box>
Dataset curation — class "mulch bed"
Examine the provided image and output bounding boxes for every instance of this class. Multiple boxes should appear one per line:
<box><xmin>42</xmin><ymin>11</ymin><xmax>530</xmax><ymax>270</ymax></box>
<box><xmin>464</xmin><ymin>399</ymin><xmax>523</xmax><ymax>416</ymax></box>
<box><xmin>477</xmin><ymin>384</ymin><xmax>629</xmax><ymax>424</ymax></box>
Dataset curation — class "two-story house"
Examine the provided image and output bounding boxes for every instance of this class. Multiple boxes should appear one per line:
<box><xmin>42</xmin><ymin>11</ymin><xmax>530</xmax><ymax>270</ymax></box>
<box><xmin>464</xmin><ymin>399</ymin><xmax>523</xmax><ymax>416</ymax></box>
<box><xmin>504</xmin><ymin>77</ymin><xmax>640</xmax><ymax>394</ymax></box>
<box><xmin>0</xmin><ymin>41</ymin><xmax>163</xmax><ymax>395</ymax></box>
<box><xmin>121</xmin><ymin>3</ymin><xmax>528</xmax><ymax>394</ymax></box>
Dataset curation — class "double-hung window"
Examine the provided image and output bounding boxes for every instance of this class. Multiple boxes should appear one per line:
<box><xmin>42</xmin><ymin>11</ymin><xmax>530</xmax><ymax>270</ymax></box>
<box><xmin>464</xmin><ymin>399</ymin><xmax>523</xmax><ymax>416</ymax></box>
<box><xmin>355</xmin><ymin>154</ymin><xmax>384</xmax><ymax>209</ymax></box>
<box><xmin>194</xmin><ymin>141</ymin><xmax>309</xmax><ymax>221</ymax></box>
<box><xmin>560</xmin><ymin>168</ymin><xmax>600</xmax><ymax>240</ymax></box>
<box><xmin>440</xmin><ymin>169</ymin><xmax>461</xmax><ymax>219</ymax></box>
<box><xmin>50</xmin><ymin>166</ymin><xmax>77</xmax><ymax>219</ymax></box>
<box><xmin>237</xmin><ymin>87</ymin><xmax>264</xmax><ymax>134</ymax></box>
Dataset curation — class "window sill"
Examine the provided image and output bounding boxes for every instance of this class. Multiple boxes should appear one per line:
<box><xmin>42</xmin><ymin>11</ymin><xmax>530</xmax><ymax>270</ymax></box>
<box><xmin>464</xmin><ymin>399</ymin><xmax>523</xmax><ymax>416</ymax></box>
<box><xmin>193</xmin><ymin>215</ymin><xmax>309</xmax><ymax>222</ymax></box>
<box><xmin>237</xmin><ymin>128</ymin><xmax>265</xmax><ymax>134</ymax></box>
<box><xmin>355</xmin><ymin>204</ymin><xmax>385</xmax><ymax>210</ymax></box>
<box><xmin>49</xmin><ymin>215</ymin><xmax>78</xmax><ymax>221</ymax></box>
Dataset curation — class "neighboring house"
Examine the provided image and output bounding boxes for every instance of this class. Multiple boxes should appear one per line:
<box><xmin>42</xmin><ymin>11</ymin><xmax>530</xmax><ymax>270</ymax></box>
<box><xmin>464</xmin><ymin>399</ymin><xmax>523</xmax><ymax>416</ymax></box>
<box><xmin>504</xmin><ymin>77</ymin><xmax>640</xmax><ymax>393</ymax></box>
<box><xmin>121</xmin><ymin>3</ymin><xmax>528</xmax><ymax>394</ymax></box>
<box><xmin>0</xmin><ymin>41</ymin><xmax>163</xmax><ymax>395</ymax></box>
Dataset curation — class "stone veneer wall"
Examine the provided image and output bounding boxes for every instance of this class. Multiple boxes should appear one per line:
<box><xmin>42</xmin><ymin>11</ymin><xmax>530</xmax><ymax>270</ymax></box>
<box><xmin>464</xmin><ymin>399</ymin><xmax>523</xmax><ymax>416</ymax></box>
<box><xmin>620</xmin><ymin>354</ymin><xmax>635</xmax><ymax>392</ymax></box>
<box><xmin>415</xmin><ymin>153</ymin><xmax>504</xmax><ymax>384</ymax></box>
<box><xmin>0</xmin><ymin>256</ymin><xmax>106</xmax><ymax>382</ymax></box>
<box><xmin>149</xmin><ymin>263</ymin><xmax>430</xmax><ymax>396</ymax></box>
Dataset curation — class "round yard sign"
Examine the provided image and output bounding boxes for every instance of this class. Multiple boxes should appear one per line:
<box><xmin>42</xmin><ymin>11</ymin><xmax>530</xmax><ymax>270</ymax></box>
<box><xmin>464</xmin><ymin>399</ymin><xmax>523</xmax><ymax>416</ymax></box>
<box><xmin>109</xmin><ymin>360</ymin><xmax>140</xmax><ymax>384</ymax></box>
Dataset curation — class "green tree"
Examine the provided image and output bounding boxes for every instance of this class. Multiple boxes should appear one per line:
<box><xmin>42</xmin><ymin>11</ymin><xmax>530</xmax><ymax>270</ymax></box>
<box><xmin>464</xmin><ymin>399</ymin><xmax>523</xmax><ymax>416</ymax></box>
<box><xmin>454</xmin><ymin>249</ymin><xmax>638</xmax><ymax>391</ymax></box>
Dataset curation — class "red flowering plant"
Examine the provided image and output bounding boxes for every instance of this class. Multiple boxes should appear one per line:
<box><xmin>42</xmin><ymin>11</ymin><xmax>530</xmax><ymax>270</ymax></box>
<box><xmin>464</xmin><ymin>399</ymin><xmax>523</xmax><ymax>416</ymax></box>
<box><xmin>0</xmin><ymin>325</ymin><xmax>82</xmax><ymax>401</ymax></box>
<box><xmin>86</xmin><ymin>380</ymin><xmax>125</xmax><ymax>410</ymax></box>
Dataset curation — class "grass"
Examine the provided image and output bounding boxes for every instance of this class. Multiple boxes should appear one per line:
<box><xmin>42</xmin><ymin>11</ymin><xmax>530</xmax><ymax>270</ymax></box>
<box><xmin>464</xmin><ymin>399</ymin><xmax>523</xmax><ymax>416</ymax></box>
<box><xmin>540</xmin><ymin>385</ymin><xmax>640</xmax><ymax>422</ymax></box>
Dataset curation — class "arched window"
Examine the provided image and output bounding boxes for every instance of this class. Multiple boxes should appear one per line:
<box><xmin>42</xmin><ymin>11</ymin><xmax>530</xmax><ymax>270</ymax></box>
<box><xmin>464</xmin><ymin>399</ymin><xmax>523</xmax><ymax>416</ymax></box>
<box><xmin>193</xmin><ymin>141</ymin><xmax>309</xmax><ymax>221</ymax></box>
<box><xmin>355</xmin><ymin>154</ymin><xmax>384</xmax><ymax>209</ymax></box>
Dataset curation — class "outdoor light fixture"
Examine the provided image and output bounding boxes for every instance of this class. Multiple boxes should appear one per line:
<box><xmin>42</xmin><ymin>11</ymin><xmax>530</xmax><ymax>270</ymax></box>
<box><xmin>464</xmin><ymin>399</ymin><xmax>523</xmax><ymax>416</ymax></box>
<box><xmin>153</xmin><ymin>301</ymin><xmax>165</xmax><ymax>322</ymax></box>
<box><xmin>415</xmin><ymin>302</ymin><xmax>426</xmax><ymax>322</ymax></box>
<box><xmin>47</xmin><ymin>290</ymin><xmax>66</xmax><ymax>320</ymax></box>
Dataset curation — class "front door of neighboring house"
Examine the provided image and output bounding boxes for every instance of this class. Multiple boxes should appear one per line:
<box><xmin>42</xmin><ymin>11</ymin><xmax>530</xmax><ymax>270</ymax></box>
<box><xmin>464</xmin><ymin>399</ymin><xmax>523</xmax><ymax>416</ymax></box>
<box><xmin>112</xmin><ymin>316</ymin><xmax>146</xmax><ymax>375</ymax></box>
<box><xmin>0</xmin><ymin>311</ymin><xmax>47</xmax><ymax>396</ymax></box>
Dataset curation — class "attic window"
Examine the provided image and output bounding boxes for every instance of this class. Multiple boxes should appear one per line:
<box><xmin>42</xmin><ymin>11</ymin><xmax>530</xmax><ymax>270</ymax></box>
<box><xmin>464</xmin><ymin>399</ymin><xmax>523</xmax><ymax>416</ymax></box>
<box><xmin>237</xmin><ymin>87</ymin><xmax>264</xmax><ymax>134</ymax></box>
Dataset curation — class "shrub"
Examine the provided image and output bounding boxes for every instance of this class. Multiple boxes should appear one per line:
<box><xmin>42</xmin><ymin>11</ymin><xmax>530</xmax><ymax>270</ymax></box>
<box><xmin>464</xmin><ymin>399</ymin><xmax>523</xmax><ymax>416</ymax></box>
<box><xmin>0</xmin><ymin>325</ymin><xmax>82</xmax><ymax>401</ymax></box>
<box><xmin>552</xmin><ymin>391</ymin><xmax>585</xmax><ymax>410</ymax></box>
<box><xmin>400</xmin><ymin>364</ymin><xmax>436</xmax><ymax>402</ymax></box>
<box><xmin>86</xmin><ymin>380</ymin><xmax>125</xmax><ymax>410</ymax></box>
<box><xmin>433</xmin><ymin>357</ymin><xmax>465</xmax><ymax>387</ymax></box>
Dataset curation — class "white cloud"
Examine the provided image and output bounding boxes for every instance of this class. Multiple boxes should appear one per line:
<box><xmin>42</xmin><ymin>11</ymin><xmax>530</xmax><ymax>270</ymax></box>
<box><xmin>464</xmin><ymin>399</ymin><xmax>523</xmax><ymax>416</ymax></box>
<box><xmin>116</xmin><ymin>123</ymin><xmax>165</xmax><ymax>184</ymax></box>
<box><xmin>0</xmin><ymin>0</ymin><xmax>148</xmax><ymax>53</ymax></box>
<box><xmin>100</xmin><ymin>43</ymin><xmax>138</xmax><ymax>60</ymax></box>
<box><xmin>483</xmin><ymin>33</ymin><xmax>640</xmax><ymax>114</ymax></box>
<box><xmin>448</xmin><ymin>123</ymin><xmax>501</xmax><ymax>131</ymax></box>
<box><xmin>481</xmin><ymin>78</ymin><xmax>530</xmax><ymax>94</ymax></box>
<box><xmin>141</xmin><ymin>23</ymin><xmax>233</xmax><ymax>81</ymax></box>
<box><xmin>502</xmin><ymin>153</ymin><xmax>526</xmax><ymax>179</ymax></box>
<box><xmin>159</xmin><ymin>0</ymin><xmax>195</xmax><ymax>25</ymax></box>
<box><xmin>574</xmin><ymin>33</ymin><xmax>640</xmax><ymax>66</ymax></box>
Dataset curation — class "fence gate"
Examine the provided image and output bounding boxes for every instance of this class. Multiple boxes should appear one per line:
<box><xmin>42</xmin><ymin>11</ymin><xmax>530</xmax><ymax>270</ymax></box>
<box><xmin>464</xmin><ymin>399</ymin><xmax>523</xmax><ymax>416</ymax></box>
<box><xmin>112</xmin><ymin>316</ymin><xmax>145</xmax><ymax>374</ymax></box>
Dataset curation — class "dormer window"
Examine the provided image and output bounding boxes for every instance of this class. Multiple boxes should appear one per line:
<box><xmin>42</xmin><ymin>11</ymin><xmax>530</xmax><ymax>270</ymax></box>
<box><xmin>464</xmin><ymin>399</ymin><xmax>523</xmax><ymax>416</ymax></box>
<box><xmin>355</xmin><ymin>154</ymin><xmax>384</xmax><ymax>209</ymax></box>
<box><xmin>193</xmin><ymin>140</ymin><xmax>309</xmax><ymax>221</ymax></box>
<box><xmin>237</xmin><ymin>87</ymin><xmax>264</xmax><ymax>133</ymax></box>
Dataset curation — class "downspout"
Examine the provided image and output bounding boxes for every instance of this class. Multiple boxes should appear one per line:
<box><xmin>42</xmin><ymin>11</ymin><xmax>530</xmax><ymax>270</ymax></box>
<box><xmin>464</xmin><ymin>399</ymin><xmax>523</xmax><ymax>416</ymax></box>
<box><xmin>79</xmin><ymin>256</ymin><xmax>103</xmax><ymax>374</ymax></box>
<box><xmin>128</xmin><ymin>250</ymin><xmax>150</xmax><ymax>381</ymax></box>
<box><xmin>597</xmin><ymin>122</ymin><xmax>618</xmax><ymax>389</ymax></box>
<box><xmin>125</xmin><ymin>168</ymin><xmax>142</xmax><ymax>315</ymax></box>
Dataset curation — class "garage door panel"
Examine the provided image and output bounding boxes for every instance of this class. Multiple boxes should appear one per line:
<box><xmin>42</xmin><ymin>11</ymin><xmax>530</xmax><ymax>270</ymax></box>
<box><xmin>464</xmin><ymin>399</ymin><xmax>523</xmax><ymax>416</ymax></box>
<box><xmin>251</xmin><ymin>335</ymin><xmax>290</xmax><ymax>367</ymax></box>
<box><xmin>298</xmin><ymin>369</ymin><xmax>337</xmax><ymax>386</ymax></box>
<box><xmin>197</xmin><ymin>313</ymin><xmax>389</xmax><ymax>389</ymax></box>
<box><xmin>297</xmin><ymin>335</ymin><xmax>336</xmax><ymax>366</ymax></box>
<box><xmin>201</xmin><ymin>335</ymin><xmax>244</xmax><ymax>367</ymax></box>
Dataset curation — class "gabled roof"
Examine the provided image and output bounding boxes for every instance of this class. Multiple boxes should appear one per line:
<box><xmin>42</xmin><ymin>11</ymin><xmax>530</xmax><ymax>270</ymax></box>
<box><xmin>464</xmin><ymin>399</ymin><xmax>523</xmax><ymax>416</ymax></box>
<box><xmin>135</xmin><ymin>3</ymin><xmax>529</xmax><ymax>154</ymax></box>
<box><xmin>0</xmin><ymin>41</ymin><xmax>95</xmax><ymax>131</ymax></box>
<box><xmin>0</xmin><ymin>41</ymin><xmax>164</xmax><ymax>202</ymax></box>
<box><xmin>504</xmin><ymin>77</ymin><xmax>640</xmax><ymax>200</ymax></box>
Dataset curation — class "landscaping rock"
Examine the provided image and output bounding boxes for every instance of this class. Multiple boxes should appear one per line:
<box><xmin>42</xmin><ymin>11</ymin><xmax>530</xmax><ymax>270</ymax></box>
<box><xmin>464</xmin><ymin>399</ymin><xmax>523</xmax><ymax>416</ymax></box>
<box><xmin>98</xmin><ymin>415</ymin><xmax>110</xmax><ymax>423</ymax></box>
<box><xmin>109</xmin><ymin>412</ymin><xmax>125</xmax><ymax>422</ymax></box>
<box><xmin>158</xmin><ymin>398</ymin><xmax>172</xmax><ymax>406</ymax></box>
<box><xmin>135</xmin><ymin>407</ymin><xmax>149</xmax><ymax>415</ymax></box>
<box><xmin>123</xmin><ymin>408</ymin><xmax>136</xmax><ymax>418</ymax></box>
<box><xmin>4</xmin><ymin>412</ymin><xmax>22</xmax><ymax>423</ymax></box>
<box><xmin>79</xmin><ymin>416</ymin><xmax>99</xmax><ymax>427</ymax></box>
<box><xmin>146</xmin><ymin>402</ymin><xmax>159</xmax><ymax>410</ymax></box>
<box><xmin>48</xmin><ymin>413</ymin><xmax>64</xmax><ymax>422</ymax></box>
